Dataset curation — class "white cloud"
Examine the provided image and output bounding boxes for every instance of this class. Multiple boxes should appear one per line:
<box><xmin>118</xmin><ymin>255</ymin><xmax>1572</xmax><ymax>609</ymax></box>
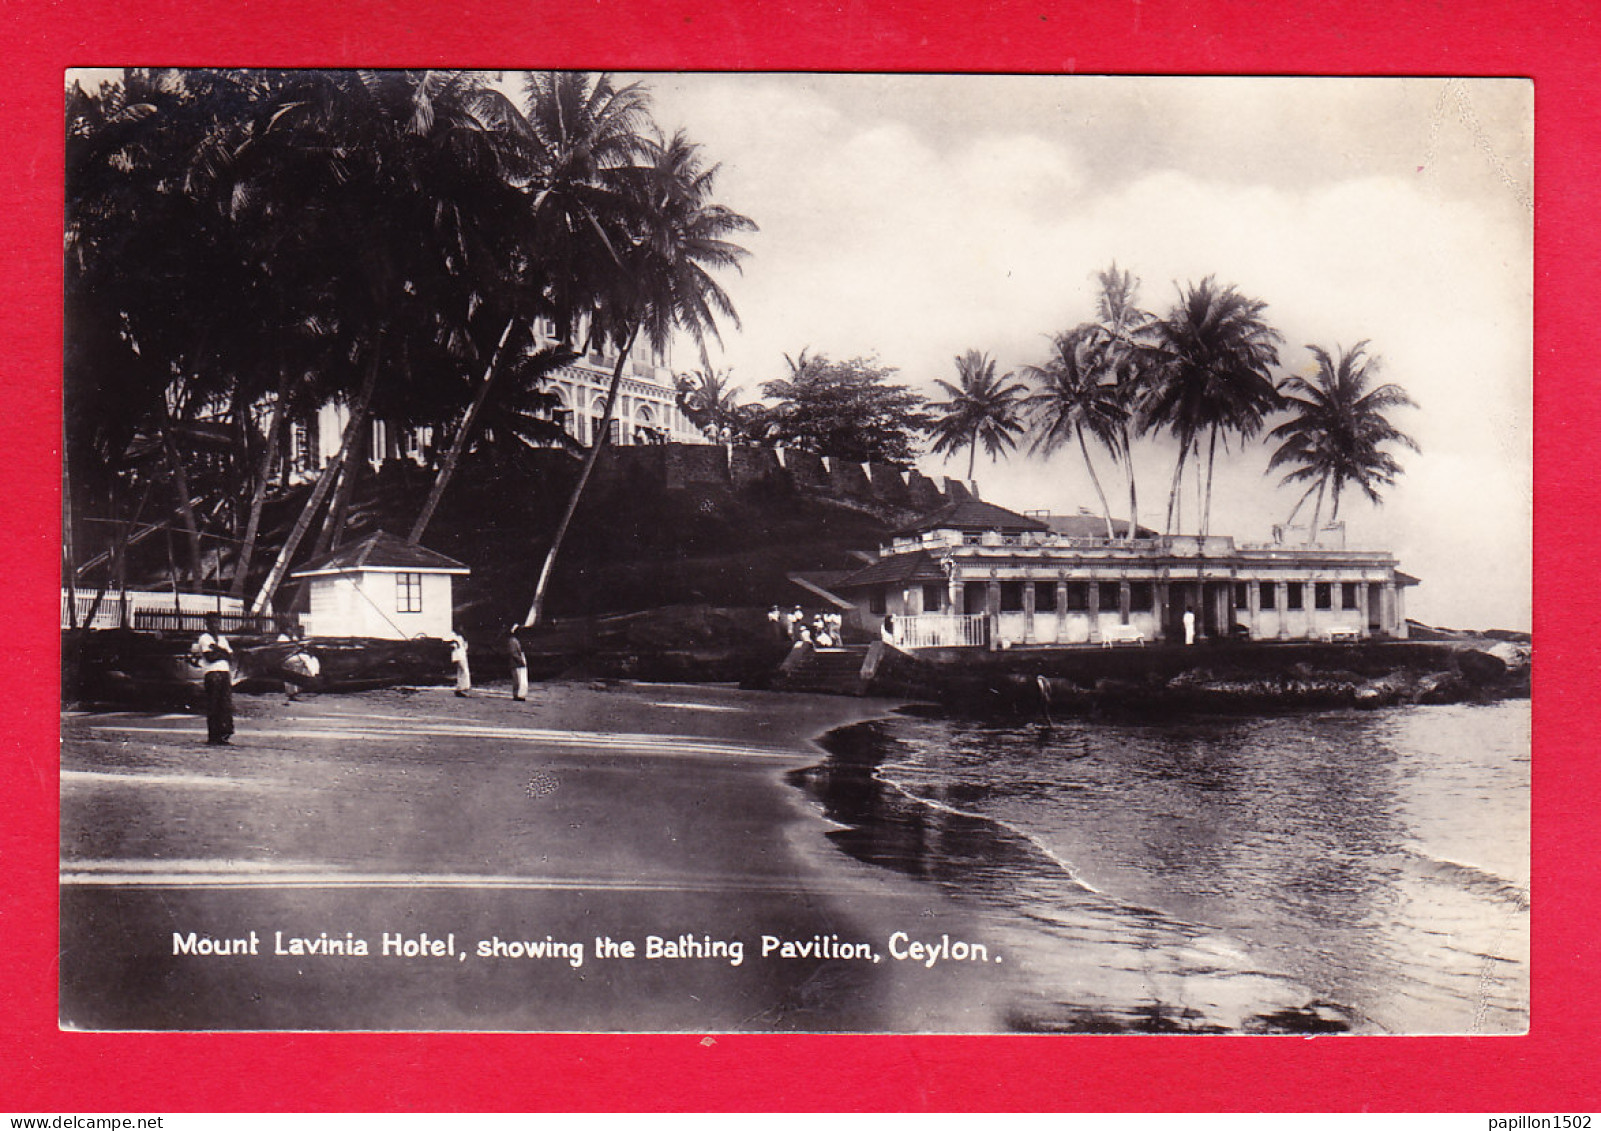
<box><xmin>642</xmin><ymin>75</ymin><xmax>1531</xmax><ymax>630</ymax></box>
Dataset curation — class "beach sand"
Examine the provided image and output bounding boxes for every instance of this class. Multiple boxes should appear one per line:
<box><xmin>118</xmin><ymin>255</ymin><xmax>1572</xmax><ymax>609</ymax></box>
<box><xmin>60</xmin><ymin>679</ymin><xmax>1020</xmax><ymax>1032</ymax></box>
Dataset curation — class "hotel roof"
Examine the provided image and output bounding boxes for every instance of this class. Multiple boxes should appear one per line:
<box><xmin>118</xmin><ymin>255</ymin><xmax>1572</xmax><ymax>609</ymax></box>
<box><xmin>834</xmin><ymin>550</ymin><xmax>946</xmax><ymax>591</ymax></box>
<box><xmin>892</xmin><ymin>499</ymin><xmax>1052</xmax><ymax>537</ymax></box>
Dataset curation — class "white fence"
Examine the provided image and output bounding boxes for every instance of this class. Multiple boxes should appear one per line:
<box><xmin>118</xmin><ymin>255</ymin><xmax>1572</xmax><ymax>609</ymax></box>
<box><xmin>893</xmin><ymin>613</ymin><xmax>988</xmax><ymax>649</ymax></box>
<box><xmin>62</xmin><ymin>589</ymin><xmax>250</xmax><ymax>631</ymax></box>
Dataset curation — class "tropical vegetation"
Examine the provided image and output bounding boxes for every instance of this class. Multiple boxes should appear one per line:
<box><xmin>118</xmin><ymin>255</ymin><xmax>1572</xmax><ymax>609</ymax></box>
<box><xmin>1002</xmin><ymin>266</ymin><xmax>1414</xmax><ymax>541</ymax></box>
<box><xmin>1267</xmin><ymin>342</ymin><xmax>1420</xmax><ymax>540</ymax></box>
<box><xmin>925</xmin><ymin>351</ymin><xmax>1028</xmax><ymax>484</ymax></box>
<box><xmin>1020</xmin><ymin>327</ymin><xmax>1128</xmax><ymax>539</ymax></box>
<box><xmin>755</xmin><ymin>352</ymin><xmax>928</xmax><ymax>466</ymax></box>
<box><xmin>64</xmin><ymin>68</ymin><xmax>755</xmax><ymax>627</ymax></box>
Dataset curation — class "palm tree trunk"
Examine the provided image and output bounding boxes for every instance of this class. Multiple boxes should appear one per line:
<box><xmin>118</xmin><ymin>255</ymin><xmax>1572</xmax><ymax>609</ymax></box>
<box><xmin>409</xmin><ymin>316</ymin><xmax>518</xmax><ymax>545</ymax></box>
<box><xmin>1164</xmin><ymin>433</ymin><xmax>1191</xmax><ymax>535</ymax></box>
<box><xmin>314</xmin><ymin>411</ymin><xmax>371</xmax><ymax>557</ymax></box>
<box><xmin>1284</xmin><ymin>481</ymin><xmax>1320</xmax><ymax>527</ymax></box>
<box><xmin>1077</xmin><ymin>426</ymin><xmax>1117</xmax><ymax>539</ymax></box>
<box><xmin>1306</xmin><ymin>480</ymin><xmax>1327</xmax><ymax>546</ymax></box>
<box><xmin>1201</xmin><ymin>425</ymin><xmax>1219</xmax><ymax>537</ymax></box>
<box><xmin>249</xmin><ymin>340</ymin><xmax>384</xmax><ymax>617</ymax></box>
<box><xmin>158</xmin><ymin>407</ymin><xmax>204</xmax><ymax>586</ymax></box>
<box><xmin>229</xmin><ymin>364</ymin><xmax>293</xmax><ymax>599</ymax></box>
<box><xmin>1121</xmin><ymin>430</ymin><xmax>1139</xmax><ymax>539</ymax></box>
<box><xmin>524</xmin><ymin>325</ymin><xmax>639</xmax><ymax>629</ymax></box>
<box><xmin>966</xmin><ymin>439</ymin><xmax>977</xmax><ymax>485</ymax></box>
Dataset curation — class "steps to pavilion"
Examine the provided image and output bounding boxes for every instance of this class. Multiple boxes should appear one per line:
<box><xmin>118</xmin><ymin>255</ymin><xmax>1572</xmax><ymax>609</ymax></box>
<box><xmin>769</xmin><ymin>643</ymin><xmax>873</xmax><ymax>696</ymax></box>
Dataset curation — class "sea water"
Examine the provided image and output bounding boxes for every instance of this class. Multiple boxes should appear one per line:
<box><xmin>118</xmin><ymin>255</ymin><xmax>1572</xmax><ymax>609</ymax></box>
<box><xmin>798</xmin><ymin>700</ymin><xmax>1529</xmax><ymax>1033</ymax></box>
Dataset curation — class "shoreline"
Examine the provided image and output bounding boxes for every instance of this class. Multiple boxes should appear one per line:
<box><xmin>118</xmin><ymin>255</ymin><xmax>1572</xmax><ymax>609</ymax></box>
<box><xmin>60</xmin><ymin>678</ymin><xmax>1018</xmax><ymax>1032</ymax></box>
<box><xmin>805</xmin><ymin>700</ymin><xmax>1530</xmax><ymax>1035</ymax></box>
<box><xmin>62</xmin><ymin>678</ymin><xmax>1524</xmax><ymax>1033</ymax></box>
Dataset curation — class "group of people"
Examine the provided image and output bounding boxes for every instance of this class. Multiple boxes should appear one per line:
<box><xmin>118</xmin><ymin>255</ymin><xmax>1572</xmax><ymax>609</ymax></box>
<box><xmin>188</xmin><ymin>618</ymin><xmax>534</xmax><ymax>748</ymax></box>
<box><xmin>448</xmin><ymin>627</ymin><xmax>529</xmax><ymax>701</ymax></box>
<box><xmin>769</xmin><ymin>606</ymin><xmax>844</xmax><ymax>648</ymax></box>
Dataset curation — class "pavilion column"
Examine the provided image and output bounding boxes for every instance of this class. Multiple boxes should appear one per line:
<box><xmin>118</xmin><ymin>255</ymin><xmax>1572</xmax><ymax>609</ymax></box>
<box><xmin>1056</xmin><ymin>580</ymin><xmax>1069</xmax><ymax>642</ymax></box>
<box><xmin>1086</xmin><ymin>577</ymin><xmax>1101</xmax><ymax>643</ymax></box>
<box><xmin>1277</xmin><ymin>582</ymin><xmax>1290</xmax><ymax>639</ymax></box>
<box><xmin>987</xmin><ymin>579</ymin><xmax>1002</xmax><ymax>651</ymax></box>
<box><xmin>1022</xmin><ymin>578</ymin><xmax>1037</xmax><ymax>644</ymax></box>
<box><xmin>1119</xmin><ymin>580</ymin><xmax>1132</xmax><ymax>626</ymax></box>
<box><xmin>1248</xmin><ymin>579</ymin><xmax>1261</xmax><ymax>639</ymax></box>
<box><xmin>1358</xmin><ymin>582</ymin><xmax>1372</xmax><ymax>638</ymax></box>
<box><xmin>1154</xmin><ymin>581</ymin><xmax>1169</xmax><ymax>643</ymax></box>
<box><xmin>1383</xmin><ymin>581</ymin><xmax>1399</xmax><ymax>637</ymax></box>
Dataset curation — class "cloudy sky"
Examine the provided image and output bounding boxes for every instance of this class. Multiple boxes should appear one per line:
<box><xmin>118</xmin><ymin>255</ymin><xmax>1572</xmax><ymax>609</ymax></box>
<box><xmin>628</xmin><ymin>74</ymin><xmax>1532</xmax><ymax>632</ymax></box>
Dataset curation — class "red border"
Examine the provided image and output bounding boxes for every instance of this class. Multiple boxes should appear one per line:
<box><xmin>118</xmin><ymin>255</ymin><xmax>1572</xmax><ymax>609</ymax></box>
<box><xmin>4</xmin><ymin>0</ymin><xmax>1594</xmax><ymax>1112</ymax></box>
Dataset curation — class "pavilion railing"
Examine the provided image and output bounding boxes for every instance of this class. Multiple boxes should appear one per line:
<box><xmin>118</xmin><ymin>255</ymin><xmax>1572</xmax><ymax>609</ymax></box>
<box><xmin>892</xmin><ymin>613</ymin><xmax>988</xmax><ymax>649</ymax></box>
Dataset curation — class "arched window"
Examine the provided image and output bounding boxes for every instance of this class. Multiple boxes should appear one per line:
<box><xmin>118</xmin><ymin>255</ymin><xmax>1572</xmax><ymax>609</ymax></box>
<box><xmin>590</xmin><ymin>396</ymin><xmax>617</xmax><ymax>445</ymax></box>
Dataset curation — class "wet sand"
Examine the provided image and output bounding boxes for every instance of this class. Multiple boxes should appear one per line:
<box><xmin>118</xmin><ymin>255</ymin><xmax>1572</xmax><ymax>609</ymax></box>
<box><xmin>59</xmin><ymin>680</ymin><xmax>1019</xmax><ymax>1032</ymax></box>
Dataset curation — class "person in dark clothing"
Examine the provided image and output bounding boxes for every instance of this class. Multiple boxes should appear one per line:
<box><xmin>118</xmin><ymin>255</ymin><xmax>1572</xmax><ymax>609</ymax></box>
<box><xmin>191</xmin><ymin>614</ymin><xmax>234</xmax><ymax>744</ymax></box>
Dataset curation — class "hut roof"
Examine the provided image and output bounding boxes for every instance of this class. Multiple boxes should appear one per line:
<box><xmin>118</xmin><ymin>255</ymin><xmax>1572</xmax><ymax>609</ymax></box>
<box><xmin>290</xmin><ymin>531</ymin><xmax>470</xmax><ymax>579</ymax></box>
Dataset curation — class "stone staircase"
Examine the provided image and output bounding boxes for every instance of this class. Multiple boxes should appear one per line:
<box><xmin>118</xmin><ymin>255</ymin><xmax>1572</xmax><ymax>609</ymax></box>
<box><xmin>770</xmin><ymin>643</ymin><xmax>873</xmax><ymax>696</ymax></box>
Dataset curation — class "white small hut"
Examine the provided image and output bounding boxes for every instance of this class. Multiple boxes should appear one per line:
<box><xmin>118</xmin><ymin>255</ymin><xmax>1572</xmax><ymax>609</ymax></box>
<box><xmin>290</xmin><ymin>531</ymin><xmax>469</xmax><ymax>640</ymax></box>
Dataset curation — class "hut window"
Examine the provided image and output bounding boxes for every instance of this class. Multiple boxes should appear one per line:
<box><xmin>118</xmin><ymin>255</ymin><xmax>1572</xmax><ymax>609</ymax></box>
<box><xmin>1342</xmin><ymin>582</ymin><xmax>1360</xmax><ymax>609</ymax></box>
<box><xmin>962</xmin><ymin>532</ymin><xmax>983</xmax><ymax>546</ymax></box>
<box><xmin>1098</xmin><ymin>581</ymin><xmax>1121</xmax><ymax>611</ymax></box>
<box><xmin>1130</xmin><ymin>582</ymin><xmax>1153</xmax><ymax>612</ymax></box>
<box><xmin>396</xmin><ymin>572</ymin><xmax>423</xmax><ymax>613</ymax></box>
<box><xmin>1035</xmin><ymin>582</ymin><xmax>1058</xmax><ymax>613</ymax></box>
<box><xmin>1286</xmin><ymin>583</ymin><xmax>1304</xmax><ymax>611</ymax></box>
<box><xmin>869</xmin><ymin>589</ymin><xmax>886</xmax><ymax>615</ymax></box>
<box><xmin>1315</xmin><ymin>582</ymin><xmax>1333</xmax><ymax>610</ymax></box>
<box><xmin>921</xmin><ymin>583</ymin><xmax>943</xmax><ymax>611</ymax></box>
<box><xmin>1001</xmin><ymin>581</ymin><xmax>1026</xmax><ymax>612</ymax></box>
<box><xmin>1065</xmin><ymin>582</ymin><xmax>1089</xmax><ymax>612</ymax></box>
<box><xmin>1234</xmin><ymin>582</ymin><xmax>1249</xmax><ymax>607</ymax></box>
<box><xmin>1261</xmin><ymin>583</ymin><xmax>1277</xmax><ymax>611</ymax></box>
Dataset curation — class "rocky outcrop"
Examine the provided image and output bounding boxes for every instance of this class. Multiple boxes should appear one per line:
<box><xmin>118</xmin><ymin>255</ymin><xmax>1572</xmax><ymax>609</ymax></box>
<box><xmin>860</xmin><ymin>638</ymin><xmax>1530</xmax><ymax>716</ymax></box>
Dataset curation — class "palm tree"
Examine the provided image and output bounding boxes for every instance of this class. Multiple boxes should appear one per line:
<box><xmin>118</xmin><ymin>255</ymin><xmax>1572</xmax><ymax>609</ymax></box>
<box><xmin>1083</xmin><ymin>264</ymin><xmax>1161</xmax><ymax>538</ymax></box>
<box><xmin>520</xmin><ymin>71</ymin><xmax>654</xmax><ymax>341</ymax></box>
<box><xmin>522</xmin><ymin>127</ymin><xmax>755</xmax><ymax>629</ymax></box>
<box><xmin>246</xmin><ymin>70</ymin><xmax>526</xmax><ymax>611</ymax></box>
<box><xmin>1267</xmin><ymin>342</ymin><xmax>1419</xmax><ymax>542</ymax></box>
<box><xmin>407</xmin><ymin>340</ymin><xmax>579</xmax><ymax>543</ymax></box>
<box><xmin>1021</xmin><ymin>328</ymin><xmax>1127</xmax><ymax>539</ymax></box>
<box><xmin>675</xmin><ymin>368</ymin><xmax>747</xmax><ymax>441</ymax></box>
<box><xmin>926</xmin><ymin>350</ymin><xmax>1028</xmax><ymax>484</ymax></box>
<box><xmin>1145</xmin><ymin>277</ymin><xmax>1284</xmax><ymax>535</ymax></box>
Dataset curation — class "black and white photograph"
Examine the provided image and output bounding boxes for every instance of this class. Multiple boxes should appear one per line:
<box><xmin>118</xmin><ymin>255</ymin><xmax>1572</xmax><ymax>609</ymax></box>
<box><xmin>60</xmin><ymin>70</ymin><xmax>1531</xmax><ymax>1034</ymax></box>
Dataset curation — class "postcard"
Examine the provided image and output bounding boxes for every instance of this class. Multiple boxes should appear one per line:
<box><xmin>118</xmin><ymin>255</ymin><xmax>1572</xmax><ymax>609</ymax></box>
<box><xmin>59</xmin><ymin>69</ymin><xmax>1530</xmax><ymax>1039</ymax></box>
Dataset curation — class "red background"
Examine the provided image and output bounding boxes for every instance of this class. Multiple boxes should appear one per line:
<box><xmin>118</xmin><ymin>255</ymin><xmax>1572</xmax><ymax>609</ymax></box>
<box><xmin>2</xmin><ymin>0</ymin><xmax>1594</xmax><ymax>1112</ymax></box>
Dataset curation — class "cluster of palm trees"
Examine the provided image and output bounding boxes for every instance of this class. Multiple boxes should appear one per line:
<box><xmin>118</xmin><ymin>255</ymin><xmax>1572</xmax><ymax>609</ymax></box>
<box><xmin>927</xmin><ymin>265</ymin><xmax>1418</xmax><ymax>541</ymax></box>
<box><xmin>66</xmin><ymin>69</ymin><xmax>754</xmax><ymax>626</ymax></box>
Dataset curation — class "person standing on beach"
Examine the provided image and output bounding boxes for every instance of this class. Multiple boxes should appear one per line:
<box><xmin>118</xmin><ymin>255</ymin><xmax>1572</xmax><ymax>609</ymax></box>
<box><xmin>506</xmin><ymin>627</ymin><xmax>528</xmax><ymax>701</ymax></box>
<box><xmin>1183</xmin><ymin>607</ymin><xmax>1197</xmax><ymax>646</ymax></box>
<box><xmin>450</xmin><ymin>632</ymin><xmax>472</xmax><ymax>697</ymax></box>
<box><xmin>191</xmin><ymin>614</ymin><xmax>234</xmax><ymax>745</ymax></box>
